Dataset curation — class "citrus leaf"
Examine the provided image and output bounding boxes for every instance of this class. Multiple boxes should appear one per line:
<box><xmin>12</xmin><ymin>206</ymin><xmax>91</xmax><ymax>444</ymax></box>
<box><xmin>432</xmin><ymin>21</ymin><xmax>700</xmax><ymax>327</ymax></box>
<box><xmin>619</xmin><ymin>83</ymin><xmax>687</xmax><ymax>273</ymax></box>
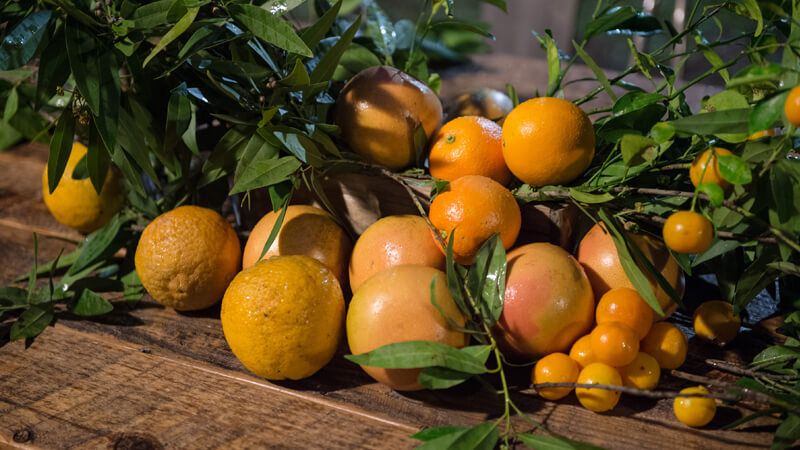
<box><xmin>259</xmin><ymin>189</ymin><xmax>292</xmax><ymax>262</ymax></box>
<box><xmin>544</xmin><ymin>31</ymin><xmax>559</xmax><ymax>93</ymax></box>
<box><xmin>584</xmin><ymin>6</ymin><xmax>637</xmax><ymax>40</ymax></box>
<box><xmin>345</xmin><ymin>341</ymin><xmax>487</xmax><ymax>374</ymax></box>
<box><xmin>86</xmin><ymin>120</ymin><xmax>110</xmax><ymax>195</ymax></box>
<box><xmin>467</xmin><ymin>233</ymin><xmax>505</xmax><ymax>326</ymax></box>
<box><xmin>417</xmin><ymin>428</ymin><xmax>470</xmax><ymax>449</ymax></box>
<box><xmin>0</xmin><ymin>11</ymin><xmax>52</xmax><ymax>70</ymax></box>
<box><xmin>418</xmin><ymin>366</ymin><xmax>474</xmax><ymax>390</ymax></box>
<box><xmin>365</xmin><ymin>0</ymin><xmax>397</xmax><ymax>58</ymax></box>
<box><xmin>717</xmin><ymin>154</ymin><xmax>752</xmax><ymax>185</ymax></box>
<box><xmin>229</xmin><ymin>4</ymin><xmax>312</xmax><ymax>57</ymax></box>
<box><xmin>47</xmin><ymin>104</ymin><xmax>76</xmax><ymax>194</ymax></box>
<box><xmin>310</xmin><ymin>15</ymin><xmax>361</xmax><ymax>83</ymax></box>
<box><xmin>740</xmin><ymin>0</ymin><xmax>764</xmax><ymax>37</ymax></box>
<box><xmin>132</xmin><ymin>0</ymin><xmax>183</xmax><ymax>29</ymax></box>
<box><xmin>66</xmin><ymin>214</ymin><xmax>131</xmax><ymax>277</ymax></box>
<box><xmin>619</xmin><ymin>134</ymin><xmax>657</xmax><ymax>166</ymax></box>
<box><xmin>3</xmin><ymin>86</ymin><xmax>18</xmax><ymax>123</ymax></box>
<box><xmin>773</xmin><ymin>413</ymin><xmax>800</xmax><ymax>450</ymax></box>
<box><xmin>229</xmin><ymin>155</ymin><xmax>301</xmax><ymax>195</ymax></box>
<box><xmin>279</xmin><ymin>59</ymin><xmax>311</xmax><ymax>87</ymax></box>
<box><xmin>263</xmin><ymin>0</ymin><xmax>306</xmax><ymax>15</ymax></box>
<box><xmin>71</xmin><ymin>289</ymin><xmax>113</xmax><ymax>316</ymax></box>
<box><xmin>444</xmin><ymin>231</ymin><xmax>469</xmax><ymax>318</ymax></box>
<box><xmin>650</xmin><ymin>122</ymin><xmax>675</xmax><ymax>144</ymax></box>
<box><xmin>447</xmin><ymin>421</ymin><xmax>498</xmax><ymax>450</ymax></box>
<box><xmin>9</xmin><ymin>304</ymin><xmax>54</xmax><ymax>341</ymax></box>
<box><xmin>667</xmin><ymin>108</ymin><xmax>750</xmax><ymax>136</ymax></box>
<box><xmin>506</xmin><ymin>83</ymin><xmax>519</xmax><ymax>107</ymax></box>
<box><xmin>412</xmin><ymin>427</ymin><xmax>470</xmax><ymax>442</ymax></box>
<box><xmin>749</xmin><ymin>90</ymin><xmax>788</xmax><ymax>135</ymax></box>
<box><xmin>300</xmin><ymin>0</ymin><xmax>342</xmax><ymax>49</ymax></box>
<box><xmin>573</xmin><ymin>40</ymin><xmax>616</xmax><ymax>102</ymax></box>
<box><xmin>143</xmin><ymin>6</ymin><xmax>199</xmax><ymax>67</ymax></box>
<box><xmin>569</xmin><ymin>189</ymin><xmax>614</xmax><ymax>204</ymax></box>
<box><xmin>697</xmin><ymin>182</ymin><xmax>724</xmax><ymax>208</ymax></box>
<box><xmin>613</xmin><ymin>92</ymin><xmax>665</xmax><ymax>117</ymax></box>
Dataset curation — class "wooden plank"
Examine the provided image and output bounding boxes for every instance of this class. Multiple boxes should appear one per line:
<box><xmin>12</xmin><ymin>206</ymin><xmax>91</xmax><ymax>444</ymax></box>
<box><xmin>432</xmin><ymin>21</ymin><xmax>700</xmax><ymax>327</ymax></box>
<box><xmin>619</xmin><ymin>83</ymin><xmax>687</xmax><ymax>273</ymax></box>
<box><xmin>0</xmin><ymin>324</ymin><xmax>418</xmax><ymax>449</ymax></box>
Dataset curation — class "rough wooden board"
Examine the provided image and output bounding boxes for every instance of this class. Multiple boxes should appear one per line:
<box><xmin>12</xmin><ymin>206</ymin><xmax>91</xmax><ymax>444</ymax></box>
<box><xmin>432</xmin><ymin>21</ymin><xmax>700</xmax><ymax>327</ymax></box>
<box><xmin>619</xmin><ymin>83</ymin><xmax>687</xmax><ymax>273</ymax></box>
<box><xmin>0</xmin><ymin>324</ymin><xmax>418</xmax><ymax>449</ymax></box>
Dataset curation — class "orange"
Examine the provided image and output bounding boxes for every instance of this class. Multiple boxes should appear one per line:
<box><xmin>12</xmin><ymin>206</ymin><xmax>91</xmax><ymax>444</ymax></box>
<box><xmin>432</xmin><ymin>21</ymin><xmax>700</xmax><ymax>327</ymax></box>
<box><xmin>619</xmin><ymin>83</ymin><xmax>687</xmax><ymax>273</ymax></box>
<box><xmin>640</xmin><ymin>322</ymin><xmax>688</xmax><ymax>369</ymax></box>
<box><xmin>693</xmin><ymin>300</ymin><xmax>741</xmax><ymax>346</ymax></box>
<box><xmin>662</xmin><ymin>211</ymin><xmax>714</xmax><ymax>254</ymax></box>
<box><xmin>428</xmin><ymin>115</ymin><xmax>511</xmax><ymax>185</ymax></box>
<box><xmin>575</xmin><ymin>363</ymin><xmax>622</xmax><ymax>412</ymax></box>
<box><xmin>532</xmin><ymin>352</ymin><xmax>580</xmax><ymax>400</ymax></box>
<box><xmin>348</xmin><ymin>215</ymin><xmax>445</xmax><ymax>292</ymax></box>
<box><xmin>674</xmin><ymin>386</ymin><xmax>717</xmax><ymax>427</ymax></box>
<box><xmin>135</xmin><ymin>205</ymin><xmax>241</xmax><ymax>311</ymax></box>
<box><xmin>784</xmin><ymin>85</ymin><xmax>800</xmax><ymax>127</ymax></box>
<box><xmin>689</xmin><ymin>148</ymin><xmax>733</xmax><ymax>189</ymax></box>
<box><xmin>42</xmin><ymin>142</ymin><xmax>124</xmax><ymax>233</ymax></box>
<box><xmin>569</xmin><ymin>334</ymin><xmax>596</xmax><ymax>369</ymax></box>
<box><xmin>590</xmin><ymin>322</ymin><xmax>639</xmax><ymax>367</ymax></box>
<box><xmin>346</xmin><ymin>265</ymin><xmax>468</xmax><ymax>391</ymax></box>
<box><xmin>221</xmin><ymin>255</ymin><xmax>344</xmax><ymax>380</ymax></box>
<box><xmin>453</xmin><ymin>87</ymin><xmax>514</xmax><ymax>123</ymax></box>
<box><xmin>619</xmin><ymin>352</ymin><xmax>660</xmax><ymax>390</ymax></box>
<box><xmin>595</xmin><ymin>287</ymin><xmax>653</xmax><ymax>340</ymax></box>
<box><xmin>428</xmin><ymin>175</ymin><xmax>521</xmax><ymax>265</ymax></box>
<box><xmin>501</xmin><ymin>97</ymin><xmax>595</xmax><ymax>187</ymax></box>
<box><xmin>495</xmin><ymin>243</ymin><xmax>594</xmax><ymax>358</ymax></box>
<box><xmin>334</xmin><ymin>66</ymin><xmax>443</xmax><ymax>169</ymax></box>
<box><xmin>242</xmin><ymin>205</ymin><xmax>352</xmax><ymax>283</ymax></box>
<box><xmin>747</xmin><ymin>128</ymin><xmax>775</xmax><ymax>140</ymax></box>
<box><xmin>577</xmin><ymin>222</ymin><xmax>684</xmax><ymax>320</ymax></box>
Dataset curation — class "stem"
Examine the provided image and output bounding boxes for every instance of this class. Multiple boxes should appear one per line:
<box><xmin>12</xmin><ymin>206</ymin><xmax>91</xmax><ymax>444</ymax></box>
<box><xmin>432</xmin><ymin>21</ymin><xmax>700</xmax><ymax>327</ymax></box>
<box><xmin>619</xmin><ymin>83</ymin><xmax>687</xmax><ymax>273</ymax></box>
<box><xmin>706</xmin><ymin>359</ymin><xmax>799</xmax><ymax>381</ymax></box>
<box><xmin>531</xmin><ymin>382</ymin><xmax>766</xmax><ymax>403</ymax></box>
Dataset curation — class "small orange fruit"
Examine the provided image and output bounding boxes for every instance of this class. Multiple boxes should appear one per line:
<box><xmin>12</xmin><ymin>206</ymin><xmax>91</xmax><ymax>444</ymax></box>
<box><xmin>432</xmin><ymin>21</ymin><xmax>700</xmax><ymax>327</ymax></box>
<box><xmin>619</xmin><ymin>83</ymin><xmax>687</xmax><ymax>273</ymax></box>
<box><xmin>596</xmin><ymin>287</ymin><xmax>653</xmax><ymax>340</ymax></box>
<box><xmin>662</xmin><ymin>211</ymin><xmax>714</xmax><ymax>254</ymax></box>
<box><xmin>619</xmin><ymin>352</ymin><xmax>661</xmax><ymax>390</ymax></box>
<box><xmin>693</xmin><ymin>300</ymin><xmax>741</xmax><ymax>346</ymax></box>
<box><xmin>576</xmin><ymin>363</ymin><xmax>622</xmax><ymax>412</ymax></box>
<box><xmin>135</xmin><ymin>206</ymin><xmax>241</xmax><ymax>311</ymax></box>
<box><xmin>502</xmin><ymin>97</ymin><xmax>595</xmax><ymax>187</ymax></box>
<box><xmin>334</xmin><ymin>66</ymin><xmax>443</xmax><ymax>169</ymax></box>
<box><xmin>747</xmin><ymin>129</ymin><xmax>775</xmax><ymax>140</ymax></box>
<box><xmin>640</xmin><ymin>322</ymin><xmax>688</xmax><ymax>369</ymax></box>
<box><xmin>590</xmin><ymin>322</ymin><xmax>639</xmax><ymax>367</ymax></box>
<box><xmin>242</xmin><ymin>205</ymin><xmax>352</xmax><ymax>283</ymax></box>
<box><xmin>689</xmin><ymin>148</ymin><xmax>733</xmax><ymax>189</ymax></box>
<box><xmin>348</xmin><ymin>215</ymin><xmax>445</xmax><ymax>292</ymax></box>
<box><xmin>784</xmin><ymin>85</ymin><xmax>800</xmax><ymax>127</ymax></box>
<box><xmin>577</xmin><ymin>222</ymin><xmax>683</xmax><ymax>320</ymax></box>
<box><xmin>428</xmin><ymin>115</ymin><xmax>511</xmax><ymax>185</ymax></box>
<box><xmin>346</xmin><ymin>265</ymin><xmax>468</xmax><ymax>391</ymax></box>
<box><xmin>569</xmin><ymin>335</ymin><xmax>596</xmax><ymax>369</ymax></box>
<box><xmin>533</xmin><ymin>352</ymin><xmax>580</xmax><ymax>400</ymax></box>
<box><xmin>429</xmin><ymin>175</ymin><xmax>521</xmax><ymax>265</ymax></box>
<box><xmin>221</xmin><ymin>255</ymin><xmax>344</xmax><ymax>380</ymax></box>
<box><xmin>674</xmin><ymin>386</ymin><xmax>717</xmax><ymax>427</ymax></box>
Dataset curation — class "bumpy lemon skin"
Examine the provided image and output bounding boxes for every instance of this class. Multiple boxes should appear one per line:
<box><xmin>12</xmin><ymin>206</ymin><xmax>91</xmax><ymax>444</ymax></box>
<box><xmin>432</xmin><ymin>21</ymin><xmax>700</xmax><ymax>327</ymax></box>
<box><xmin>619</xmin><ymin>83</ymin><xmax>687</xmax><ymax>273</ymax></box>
<box><xmin>674</xmin><ymin>386</ymin><xmax>717</xmax><ymax>427</ymax></box>
<box><xmin>42</xmin><ymin>142</ymin><xmax>124</xmax><ymax>233</ymax></box>
<box><xmin>221</xmin><ymin>256</ymin><xmax>345</xmax><ymax>381</ymax></box>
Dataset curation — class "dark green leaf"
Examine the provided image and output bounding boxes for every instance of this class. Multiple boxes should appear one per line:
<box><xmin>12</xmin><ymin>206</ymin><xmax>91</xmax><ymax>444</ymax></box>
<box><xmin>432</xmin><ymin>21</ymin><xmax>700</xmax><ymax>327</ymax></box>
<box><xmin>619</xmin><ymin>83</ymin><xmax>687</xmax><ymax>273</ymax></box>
<box><xmin>697</xmin><ymin>182</ymin><xmax>724</xmax><ymax>208</ymax></box>
<box><xmin>132</xmin><ymin>0</ymin><xmax>182</xmax><ymax>29</ymax></box>
<box><xmin>584</xmin><ymin>6</ymin><xmax>637</xmax><ymax>40</ymax></box>
<box><xmin>448</xmin><ymin>421</ymin><xmax>498</xmax><ymax>450</ymax></box>
<box><xmin>3</xmin><ymin>86</ymin><xmax>18</xmax><ymax>123</ymax></box>
<box><xmin>444</xmin><ymin>231</ymin><xmax>469</xmax><ymax>317</ymax></box>
<box><xmin>87</xmin><ymin>121</ymin><xmax>110</xmax><ymax>194</ymax></box>
<box><xmin>332</xmin><ymin>43</ymin><xmax>382</xmax><ymax>81</ymax></box>
<box><xmin>47</xmin><ymin>104</ymin><xmax>75</xmax><ymax>194</ymax></box>
<box><xmin>506</xmin><ymin>83</ymin><xmax>519</xmax><ymax>107</ymax></box>
<box><xmin>71</xmin><ymin>289</ymin><xmax>114</xmax><ymax>316</ymax></box>
<box><xmin>366</xmin><ymin>0</ymin><xmax>396</xmax><ymax>58</ymax></box>
<box><xmin>301</xmin><ymin>0</ymin><xmax>341</xmax><ymax>49</ymax></box>
<box><xmin>116</xmin><ymin>109</ymin><xmax>162</xmax><ymax>188</ymax></box>
<box><xmin>717</xmin><ymin>154</ymin><xmax>752</xmax><ymax>185</ymax></box>
<box><xmin>430</xmin><ymin>20</ymin><xmax>493</xmax><ymax>39</ymax></box>
<box><xmin>773</xmin><ymin>413</ymin><xmax>800</xmax><ymax>450</ymax></box>
<box><xmin>67</xmin><ymin>214</ymin><xmax>130</xmax><ymax>277</ymax></box>
<box><xmin>0</xmin><ymin>11</ymin><xmax>51</xmax><ymax>70</ymax></box>
<box><xmin>229</xmin><ymin>4</ymin><xmax>312</xmax><ymax>57</ymax></box>
<box><xmin>259</xmin><ymin>189</ymin><xmax>292</xmax><ymax>261</ymax></box>
<box><xmin>310</xmin><ymin>15</ymin><xmax>361</xmax><ymax>83</ymax></box>
<box><xmin>418</xmin><ymin>366</ymin><xmax>474</xmax><ymax>389</ymax></box>
<box><xmin>518</xmin><ymin>433</ymin><xmax>603</xmax><ymax>450</ymax></box>
<box><xmin>143</xmin><ymin>6</ymin><xmax>200</xmax><ymax>67</ymax></box>
<box><xmin>9</xmin><ymin>304</ymin><xmax>54</xmax><ymax>341</ymax></box>
<box><xmin>230</xmin><ymin>156</ymin><xmax>301</xmax><ymax>195</ymax></box>
<box><xmin>0</xmin><ymin>287</ymin><xmax>28</xmax><ymax>313</ymax></box>
<box><xmin>613</xmin><ymin>92</ymin><xmax>665</xmax><ymax>117</ymax></box>
<box><xmin>467</xmin><ymin>233</ymin><xmax>506</xmax><ymax>326</ymax></box>
<box><xmin>739</xmin><ymin>0</ymin><xmax>764</xmax><ymax>37</ymax></box>
<box><xmin>727</xmin><ymin>63</ymin><xmax>787</xmax><ymax>89</ymax></box>
<box><xmin>770</xmin><ymin>160</ymin><xmax>799</xmax><ymax>224</ymax></box>
<box><xmin>573</xmin><ymin>40</ymin><xmax>616</xmax><ymax>102</ymax></box>
<box><xmin>412</xmin><ymin>426</ymin><xmax>469</xmax><ymax>442</ymax></box>
<box><xmin>569</xmin><ymin>189</ymin><xmax>614</xmax><ymax>204</ymax></box>
<box><xmin>264</xmin><ymin>0</ymin><xmax>306</xmax><ymax>15</ymax></box>
<box><xmin>164</xmin><ymin>85</ymin><xmax>193</xmax><ymax>165</ymax></box>
<box><xmin>417</xmin><ymin>428</ymin><xmax>470</xmax><ymax>449</ymax></box>
<box><xmin>619</xmin><ymin>134</ymin><xmax>657</xmax><ymax>166</ymax></box>
<box><xmin>667</xmin><ymin>108</ymin><xmax>750</xmax><ymax>136</ymax></box>
<box><xmin>749</xmin><ymin>90</ymin><xmax>788</xmax><ymax>135</ymax></box>
<box><xmin>0</xmin><ymin>120</ymin><xmax>22</xmax><ymax>150</ymax></box>
<box><xmin>345</xmin><ymin>341</ymin><xmax>487</xmax><ymax>374</ymax></box>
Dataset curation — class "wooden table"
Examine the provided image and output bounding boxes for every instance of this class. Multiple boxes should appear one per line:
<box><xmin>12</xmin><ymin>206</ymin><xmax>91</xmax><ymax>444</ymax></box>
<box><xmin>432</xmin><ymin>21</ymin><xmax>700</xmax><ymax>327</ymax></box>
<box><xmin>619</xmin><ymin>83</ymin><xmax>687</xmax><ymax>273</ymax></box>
<box><xmin>0</xmin><ymin>79</ymin><xmax>780</xmax><ymax>448</ymax></box>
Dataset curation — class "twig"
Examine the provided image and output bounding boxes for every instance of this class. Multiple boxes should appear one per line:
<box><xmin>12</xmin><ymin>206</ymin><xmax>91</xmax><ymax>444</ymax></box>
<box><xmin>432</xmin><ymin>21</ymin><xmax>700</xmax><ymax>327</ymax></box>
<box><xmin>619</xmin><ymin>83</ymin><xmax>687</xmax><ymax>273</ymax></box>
<box><xmin>706</xmin><ymin>359</ymin><xmax>799</xmax><ymax>381</ymax></box>
<box><xmin>530</xmin><ymin>382</ymin><xmax>768</xmax><ymax>403</ymax></box>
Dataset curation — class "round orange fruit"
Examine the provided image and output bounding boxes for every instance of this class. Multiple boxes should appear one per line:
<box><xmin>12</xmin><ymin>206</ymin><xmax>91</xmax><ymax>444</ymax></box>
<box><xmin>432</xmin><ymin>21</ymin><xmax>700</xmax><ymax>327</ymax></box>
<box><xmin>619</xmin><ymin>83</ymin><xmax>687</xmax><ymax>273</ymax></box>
<box><xmin>346</xmin><ymin>265</ymin><xmax>468</xmax><ymax>391</ymax></box>
<box><xmin>348</xmin><ymin>215</ymin><xmax>445</xmax><ymax>292</ymax></box>
<box><xmin>334</xmin><ymin>66</ymin><xmax>443</xmax><ymax>170</ymax></box>
<box><xmin>428</xmin><ymin>115</ymin><xmax>511</xmax><ymax>185</ymax></box>
<box><xmin>242</xmin><ymin>205</ymin><xmax>351</xmax><ymax>283</ymax></box>
<box><xmin>784</xmin><ymin>85</ymin><xmax>800</xmax><ymax>127</ymax></box>
<box><xmin>689</xmin><ymin>148</ymin><xmax>733</xmax><ymax>189</ymax></box>
<box><xmin>595</xmin><ymin>287</ymin><xmax>653</xmax><ymax>340</ymax></box>
<box><xmin>501</xmin><ymin>97</ymin><xmax>595</xmax><ymax>187</ymax></box>
<box><xmin>494</xmin><ymin>243</ymin><xmax>595</xmax><ymax>358</ymax></box>
<box><xmin>429</xmin><ymin>175</ymin><xmax>521</xmax><ymax>265</ymax></box>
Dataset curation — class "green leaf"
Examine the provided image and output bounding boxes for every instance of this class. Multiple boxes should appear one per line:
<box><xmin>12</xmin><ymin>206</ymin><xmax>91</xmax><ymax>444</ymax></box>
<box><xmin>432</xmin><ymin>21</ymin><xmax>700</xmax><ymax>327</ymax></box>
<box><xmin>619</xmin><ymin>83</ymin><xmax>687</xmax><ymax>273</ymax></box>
<box><xmin>770</xmin><ymin>160</ymin><xmax>800</xmax><ymax>224</ymax></box>
<box><xmin>0</xmin><ymin>11</ymin><xmax>52</xmax><ymax>70</ymax></box>
<box><xmin>0</xmin><ymin>286</ymin><xmax>28</xmax><ymax>307</ymax></box>
<box><xmin>301</xmin><ymin>0</ymin><xmax>342</xmax><ymax>49</ymax></box>
<box><xmin>413</xmin><ymin>123</ymin><xmax>427</xmax><ymax>169</ymax></box>
<box><xmin>9</xmin><ymin>304</ymin><xmax>54</xmax><ymax>341</ymax></box>
<box><xmin>584</xmin><ymin>6</ymin><xmax>637</xmax><ymax>40</ymax></box>
<box><xmin>280</xmin><ymin>59</ymin><xmax>311</xmax><ymax>87</ymax></box>
<box><xmin>310</xmin><ymin>15</ymin><xmax>361</xmax><ymax>84</ymax></box>
<box><xmin>47</xmin><ymin>105</ymin><xmax>76</xmax><ymax>194</ymax></box>
<box><xmin>694</xmin><ymin>36</ymin><xmax>729</xmax><ymax>83</ymax></box>
<box><xmin>773</xmin><ymin>413</ymin><xmax>800</xmax><ymax>450</ymax></box>
<box><xmin>132</xmin><ymin>0</ymin><xmax>183</xmax><ymax>29</ymax></box>
<box><xmin>143</xmin><ymin>6</ymin><xmax>200</xmax><ymax>67</ymax></box>
<box><xmin>444</xmin><ymin>232</ymin><xmax>469</xmax><ymax>317</ymax></box>
<box><xmin>412</xmin><ymin>427</ymin><xmax>469</xmax><ymax>442</ymax></box>
<box><xmin>229</xmin><ymin>4</ymin><xmax>312</xmax><ymax>57</ymax></box>
<box><xmin>569</xmin><ymin>189</ymin><xmax>614</xmax><ymax>204</ymax></box>
<box><xmin>545</xmin><ymin>32</ymin><xmax>559</xmax><ymax>93</ymax></box>
<box><xmin>650</xmin><ymin>122</ymin><xmax>675</xmax><ymax>144</ymax></box>
<box><xmin>259</xmin><ymin>189</ymin><xmax>292</xmax><ymax>261</ymax></box>
<box><xmin>264</xmin><ymin>0</ymin><xmax>306</xmax><ymax>15</ymax></box>
<box><xmin>750</xmin><ymin>90</ymin><xmax>789</xmax><ymax>135</ymax></box>
<box><xmin>506</xmin><ymin>83</ymin><xmax>519</xmax><ymax>107</ymax></box>
<box><xmin>3</xmin><ymin>86</ymin><xmax>18</xmax><ymax>123</ymax></box>
<box><xmin>87</xmin><ymin>121</ymin><xmax>110</xmax><ymax>195</ymax></box>
<box><xmin>667</xmin><ymin>108</ymin><xmax>750</xmax><ymax>136</ymax></box>
<box><xmin>573</xmin><ymin>40</ymin><xmax>616</xmax><ymax>102</ymax></box>
<box><xmin>430</xmin><ymin>20</ymin><xmax>493</xmax><ymax>39</ymax></box>
<box><xmin>697</xmin><ymin>182</ymin><xmax>724</xmax><ymax>208</ymax></box>
<box><xmin>230</xmin><ymin>156</ymin><xmax>301</xmax><ymax>195</ymax></box>
<box><xmin>740</xmin><ymin>0</ymin><xmax>764</xmax><ymax>37</ymax></box>
<box><xmin>164</xmin><ymin>86</ymin><xmax>192</xmax><ymax>165</ymax></box>
<box><xmin>345</xmin><ymin>341</ymin><xmax>487</xmax><ymax>374</ymax></box>
<box><xmin>122</xmin><ymin>269</ymin><xmax>144</xmax><ymax>303</ymax></box>
<box><xmin>619</xmin><ymin>134</ymin><xmax>657</xmax><ymax>166</ymax></box>
<box><xmin>67</xmin><ymin>214</ymin><xmax>130</xmax><ymax>277</ymax></box>
<box><xmin>365</xmin><ymin>0</ymin><xmax>396</xmax><ymax>58</ymax></box>
<box><xmin>417</xmin><ymin>428</ymin><xmax>470</xmax><ymax>449</ymax></box>
<box><xmin>717</xmin><ymin>154</ymin><xmax>752</xmax><ymax>185</ymax></box>
<box><xmin>727</xmin><ymin>63</ymin><xmax>787</xmax><ymax>89</ymax></box>
<box><xmin>418</xmin><ymin>366</ymin><xmax>474</xmax><ymax>389</ymax></box>
<box><xmin>71</xmin><ymin>289</ymin><xmax>114</xmax><ymax>316</ymax></box>
<box><xmin>518</xmin><ymin>433</ymin><xmax>603</xmax><ymax>450</ymax></box>
<box><xmin>447</xmin><ymin>421</ymin><xmax>498</xmax><ymax>450</ymax></box>
<box><xmin>613</xmin><ymin>92</ymin><xmax>665</xmax><ymax>117</ymax></box>
<box><xmin>333</xmin><ymin>43</ymin><xmax>382</xmax><ymax>81</ymax></box>
<box><xmin>35</xmin><ymin>35</ymin><xmax>69</xmax><ymax>109</ymax></box>
<box><xmin>700</xmin><ymin>90</ymin><xmax>750</xmax><ymax>143</ymax></box>
<box><xmin>467</xmin><ymin>233</ymin><xmax>506</xmax><ymax>326</ymax></box>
